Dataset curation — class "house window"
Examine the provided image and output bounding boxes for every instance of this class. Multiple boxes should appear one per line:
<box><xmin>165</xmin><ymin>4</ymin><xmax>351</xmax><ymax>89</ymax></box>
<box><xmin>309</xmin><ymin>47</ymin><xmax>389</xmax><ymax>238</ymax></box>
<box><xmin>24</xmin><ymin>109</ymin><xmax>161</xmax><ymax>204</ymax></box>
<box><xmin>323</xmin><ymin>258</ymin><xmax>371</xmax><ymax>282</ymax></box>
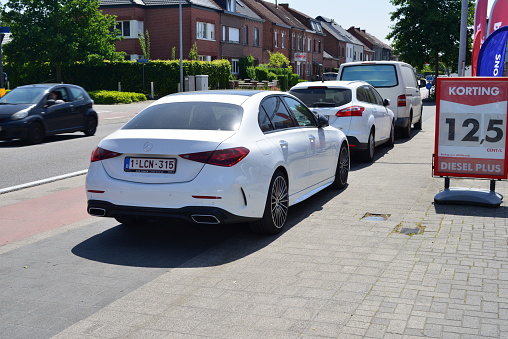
<box><xmin>244</xmin><ymin>26</ymin><xmax>249</xmax><ymax>45</ymax></box>
<box><xmin>198</xmin><ymin>55</ymin><xmax>212</xmax><ymax>61</ymax></box>
<box><xmin>311</xmin><ymin>21</ymin><xmax>322</xmax><ymax>34</ymax></box>
<box><xmin>254</xmin><ymin>28</ymin><xmax>259</xmax><ymax>46</ymax></box>
<box><xmin>231</xmin><ymin>59</ymin><xmax>240</xmax><ymax>75</ymax></box>
<box><xmin>197</xmin><ymin>22</ymin><xmax>215</xmax><ymax>41</ymax></box>
<box><xmin>274</xmin><ymin>31</ymin><xmax>279</xmax><ymax>48</ymax></box>
<box><xmin>308</xmin><ymin>38</ymin><xmax>311</xmax><ymax>52</ymax></box>
<box><xmin>281</xmin><ymin>32</ymin><xmax>286</xmax><ymax>48</ymax></box>
<box><xmin>115</xmin><ymin>20</ymin><xmax>143</xmax><ymax>39</ymax></box>
<box><xmin>229</xmin><ymin>27</ymin><xmax>240</xmax><ymax>43</ymax></box>
<box><xmin>116</xmin><ymin>21</ymin><xmax>130</xmax><ymax>37</ymax></box>
<box><xmin>298</xmin><ymin>35</ymin><xmax>302</xmax><ymax>51</ymax></box>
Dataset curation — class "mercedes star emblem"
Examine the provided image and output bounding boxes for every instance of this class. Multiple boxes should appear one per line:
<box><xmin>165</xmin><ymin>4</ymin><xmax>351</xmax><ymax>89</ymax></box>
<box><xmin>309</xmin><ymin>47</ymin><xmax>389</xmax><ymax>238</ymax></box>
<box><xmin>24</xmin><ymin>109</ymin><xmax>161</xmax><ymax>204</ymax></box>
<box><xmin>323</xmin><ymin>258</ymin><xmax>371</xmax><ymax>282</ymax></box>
<box><xmin>143</xmin><ymin>141</ymin><xmax>153</xmax><ymax>152</ymax></box>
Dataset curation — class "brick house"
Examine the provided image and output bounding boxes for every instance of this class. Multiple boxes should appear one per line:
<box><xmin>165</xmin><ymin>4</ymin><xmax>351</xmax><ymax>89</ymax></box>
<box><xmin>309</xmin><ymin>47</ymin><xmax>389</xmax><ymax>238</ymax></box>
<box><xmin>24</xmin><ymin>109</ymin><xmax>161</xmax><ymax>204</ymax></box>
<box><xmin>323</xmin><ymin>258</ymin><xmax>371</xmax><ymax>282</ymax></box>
<box><xmin>347</xmin><ymin>26</ymin><xmax>393</xmax><ymax>61</ymax></box>
<box><xmin>215</xmin><ymin>0</ymin><xmax>264</xmax><ymax>76</ymax></box>
<box><xmin>279</xmin><ymin>4</ymin><xmax>326</xmax><ymax>80</ymax></box>
<box><xmin>241</xmin><ymin>0</ymin><xmax>325</xmax><ymax>81</ymax></box>
<box><xmin>100</xmin><ymin>0</ymin><xmax>222</xmax><ymax>61</ymax></box>
<box><xmin>317</xmin><ymin>16</ymin><xmax>369</xmax><ymax>65</ymax></box>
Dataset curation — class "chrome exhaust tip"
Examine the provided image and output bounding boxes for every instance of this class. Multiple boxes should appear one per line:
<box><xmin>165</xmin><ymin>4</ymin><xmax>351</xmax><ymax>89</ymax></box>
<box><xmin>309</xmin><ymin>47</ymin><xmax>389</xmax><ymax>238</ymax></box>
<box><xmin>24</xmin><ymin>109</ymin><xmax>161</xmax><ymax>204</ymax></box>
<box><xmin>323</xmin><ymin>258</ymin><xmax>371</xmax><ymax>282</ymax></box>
<box><xmin>191</xmin><ymin>214</ymin><xmax>220</xmax><ymax>224</ymax></box>
<box><xmin>88</xmin><ymin>207</ymin><xmax>107</xmax><ymax>217</ymax></box>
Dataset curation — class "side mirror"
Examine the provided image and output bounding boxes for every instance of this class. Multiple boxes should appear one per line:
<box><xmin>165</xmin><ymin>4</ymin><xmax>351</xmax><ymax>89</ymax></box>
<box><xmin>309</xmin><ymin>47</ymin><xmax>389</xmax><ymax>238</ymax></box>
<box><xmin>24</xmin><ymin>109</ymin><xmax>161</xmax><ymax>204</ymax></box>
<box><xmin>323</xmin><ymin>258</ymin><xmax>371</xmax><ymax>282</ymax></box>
<box><xmin>383</xmin><ymin>98</ymin><xmax>391</xmax><ymax>107</ymax></box>
<box><xmin>316</xmin><ymin>114</ymin><xmax>329</xmax><ymax>127</ymax></box>
<box><xmin>45</xmin><ymin>99</ymin><xmax>56</xmax><ymax>108</ymax></box>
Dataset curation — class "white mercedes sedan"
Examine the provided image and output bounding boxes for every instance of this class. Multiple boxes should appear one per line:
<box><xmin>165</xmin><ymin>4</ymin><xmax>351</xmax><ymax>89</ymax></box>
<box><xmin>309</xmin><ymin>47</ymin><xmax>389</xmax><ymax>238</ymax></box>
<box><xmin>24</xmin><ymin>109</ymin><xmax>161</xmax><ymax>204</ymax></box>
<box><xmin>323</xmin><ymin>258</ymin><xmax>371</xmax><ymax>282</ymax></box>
<box><xmin>86</xmin><ymin>90</ymin><xmax>349</xmax><ymax>234</ymax></box>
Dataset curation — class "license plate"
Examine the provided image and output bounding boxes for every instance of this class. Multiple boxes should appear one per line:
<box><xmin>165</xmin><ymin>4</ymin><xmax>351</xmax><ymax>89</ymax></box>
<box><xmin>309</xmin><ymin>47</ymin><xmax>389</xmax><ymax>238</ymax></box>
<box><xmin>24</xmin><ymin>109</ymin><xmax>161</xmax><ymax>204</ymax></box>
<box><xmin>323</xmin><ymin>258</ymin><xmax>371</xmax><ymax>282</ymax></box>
<box><xmin>124</xmin><ymin>157</ymin><xmax>177</xmax><ymax>173</ymax></box>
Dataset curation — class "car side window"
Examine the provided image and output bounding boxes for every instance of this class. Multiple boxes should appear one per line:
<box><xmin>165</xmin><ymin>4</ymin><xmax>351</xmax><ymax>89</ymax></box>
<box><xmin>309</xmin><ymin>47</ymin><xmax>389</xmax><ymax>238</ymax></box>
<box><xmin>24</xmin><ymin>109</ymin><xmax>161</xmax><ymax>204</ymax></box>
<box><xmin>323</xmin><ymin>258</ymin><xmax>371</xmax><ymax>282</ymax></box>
<box><xmin>69</xmin><ymin>87</ymin><xmax>85</xmax><ymax>101</ymax></box>
<box><xmin>356</xmin><ymin>86</ymin><xmax>369</xmax><ymax>103</ymax></box>
<box><xmin>258</xmin><ymin>106</ymin><xmax>274</xmax><ymax>132</ymax></box>
<box><xmin>260</xmin><ymin>96</ymin><xmax>296</xmax><ymax>130</ymax></box>
<box><xmin>53</xmin><ymin>88</ymin><xmax>69</xmax><ymax>102</ymax></box>
<box><xmin>367</xmin><ymin>86</ymin><xmax>384</xmax><ymax>106</ymax></box>
<box><xmin>282</xmin><ymin>96</ymin><xmax>317</xmax><ymax>127</ymax></box>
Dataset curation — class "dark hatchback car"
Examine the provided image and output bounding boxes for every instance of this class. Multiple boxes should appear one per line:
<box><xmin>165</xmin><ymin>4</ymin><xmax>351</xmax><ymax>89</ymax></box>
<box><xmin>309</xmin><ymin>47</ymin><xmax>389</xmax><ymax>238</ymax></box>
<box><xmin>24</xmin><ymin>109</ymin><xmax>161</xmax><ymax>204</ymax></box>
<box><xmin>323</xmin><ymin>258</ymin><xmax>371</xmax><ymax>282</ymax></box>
<box><xmin>0</xmin><ymin>83</ymin><xmax>98</xmax><ymax>144</ymax></box>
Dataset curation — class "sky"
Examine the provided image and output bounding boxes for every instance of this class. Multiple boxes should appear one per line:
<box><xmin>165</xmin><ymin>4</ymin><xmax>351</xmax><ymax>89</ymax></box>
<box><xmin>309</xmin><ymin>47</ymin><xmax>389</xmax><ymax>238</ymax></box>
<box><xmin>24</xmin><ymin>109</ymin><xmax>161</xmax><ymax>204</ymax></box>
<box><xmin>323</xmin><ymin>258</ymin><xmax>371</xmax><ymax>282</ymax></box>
<box><xmin>275</xmin><ymin>0</ymin><xmax>496</xmax><ymax>46</ymax></box>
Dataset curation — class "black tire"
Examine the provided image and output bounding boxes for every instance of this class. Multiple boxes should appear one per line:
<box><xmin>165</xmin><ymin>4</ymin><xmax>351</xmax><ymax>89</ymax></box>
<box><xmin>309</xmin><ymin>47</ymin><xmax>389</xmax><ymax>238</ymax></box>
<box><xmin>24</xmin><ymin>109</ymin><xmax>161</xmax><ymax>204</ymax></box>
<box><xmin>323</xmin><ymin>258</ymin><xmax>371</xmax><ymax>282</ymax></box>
<box><xmin>385</xmin><ymin>121</ymin><xmax>395</xmax><ymax>148</ymax></box>
<box><xmin>84</xmin><ymin>116</ymin><xmax>98</xmax><ymax>136</ymax></box>
<box><xmin>115</xmin><ymin>215</ymin><xmax>150</xmax><ymax>226</ymax></box>
<box><xmin>26</xmin><ymin>122</ymin><xmax>45</xmax><ymax>144</ymax></box>
<box><xmin>414</xmin><ymin>108</ymin><xmax>422</xmax><ymax>130</ymax></box>
<box><xmin>250</xmin><ymin>170</ymin><xmax>289</xmax><ymax>235</ymax></box>
<box><xmin>331</xmin><ymin>142</ymin><xmax>349</xmax><ymax>189</ymax></box>
<box><xmin>361</xmin><ymin>130</ymin><xmax>375</xmax><ymax>162</ymax></box>
<box><xmin>400</xmin><ymin>112</ymin><xmax>413</xmax><ymax>139</ymax></box>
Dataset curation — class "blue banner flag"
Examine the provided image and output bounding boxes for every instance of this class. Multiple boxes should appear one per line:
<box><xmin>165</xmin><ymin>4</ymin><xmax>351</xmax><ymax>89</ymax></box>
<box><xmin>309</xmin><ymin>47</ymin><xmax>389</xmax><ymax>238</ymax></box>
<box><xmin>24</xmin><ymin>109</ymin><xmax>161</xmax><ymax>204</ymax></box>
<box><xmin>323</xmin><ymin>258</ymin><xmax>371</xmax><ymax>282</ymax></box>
<box><xmin>477</xmin><ymin>26</ymin><xmax>508</xmax><ymax>77</ymax></box>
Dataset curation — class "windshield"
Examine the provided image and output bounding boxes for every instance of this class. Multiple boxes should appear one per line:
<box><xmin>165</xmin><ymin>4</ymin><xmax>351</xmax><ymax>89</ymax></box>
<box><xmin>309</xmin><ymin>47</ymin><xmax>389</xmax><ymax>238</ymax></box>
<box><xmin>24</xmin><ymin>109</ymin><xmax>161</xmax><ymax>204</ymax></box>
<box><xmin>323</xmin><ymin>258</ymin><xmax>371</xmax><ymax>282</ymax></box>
<box><xmin>0</xmin><ymin>87</ymin><xmax>47</xmax><ymax>104</ymax></box>
<box><xmin>122</xmin><ymin>102</ymin><xmax>243</xmax><ymax>131</ymax></box>
<box><xmin>340</xmin><ymin>64</ymin><xmax>398</xmax><ymax>87</ymax></box>
<box><xmin>290</xmin><ymin>88</ymin><xmax>352</xmax><ymax>108</ymax></box>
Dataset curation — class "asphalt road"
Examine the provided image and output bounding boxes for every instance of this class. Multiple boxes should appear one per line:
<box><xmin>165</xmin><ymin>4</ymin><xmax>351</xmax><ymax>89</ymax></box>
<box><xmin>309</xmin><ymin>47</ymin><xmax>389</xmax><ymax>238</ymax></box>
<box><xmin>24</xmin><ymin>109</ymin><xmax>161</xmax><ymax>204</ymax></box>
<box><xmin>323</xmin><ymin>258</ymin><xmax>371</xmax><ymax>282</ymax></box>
<box><xmin>0</xmin><ymin>101</ymin><xmax>153</xmax><ymax>190</ymax></box>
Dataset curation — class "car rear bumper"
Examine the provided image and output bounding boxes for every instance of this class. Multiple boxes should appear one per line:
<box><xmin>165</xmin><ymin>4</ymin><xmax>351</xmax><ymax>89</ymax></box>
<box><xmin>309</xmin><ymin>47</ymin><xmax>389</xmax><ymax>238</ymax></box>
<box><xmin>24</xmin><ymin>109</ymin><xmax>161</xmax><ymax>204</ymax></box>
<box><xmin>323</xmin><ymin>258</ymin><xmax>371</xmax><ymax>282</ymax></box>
<box><xmin>346</xmin><ymin>136</ymin><xmax>368</xmax><ymax>151</ymax></box>
<box><xmin>87</xmin><ymin>200</ymin><xmax>258</xmax><ymax>224</ymax></box>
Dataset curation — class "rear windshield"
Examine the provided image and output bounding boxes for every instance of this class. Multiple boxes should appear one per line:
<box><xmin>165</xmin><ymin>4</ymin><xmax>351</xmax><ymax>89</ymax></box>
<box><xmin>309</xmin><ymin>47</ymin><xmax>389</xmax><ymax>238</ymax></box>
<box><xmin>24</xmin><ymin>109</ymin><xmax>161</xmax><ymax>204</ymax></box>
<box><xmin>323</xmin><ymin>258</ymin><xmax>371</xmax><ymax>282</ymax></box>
<box><xmin>289</xmin><ymin>88</ymin><xmax>352</xmax><ymax>108</ymax></box>
<box><xmin>340</xmin><ymin>64</ymin><xmax>398</xmax><ymax>88</ymax></box>
<box><xmin>122</xmin><ymin>102</ymin><xmax>243</xmax><ymax>131</ymax></box>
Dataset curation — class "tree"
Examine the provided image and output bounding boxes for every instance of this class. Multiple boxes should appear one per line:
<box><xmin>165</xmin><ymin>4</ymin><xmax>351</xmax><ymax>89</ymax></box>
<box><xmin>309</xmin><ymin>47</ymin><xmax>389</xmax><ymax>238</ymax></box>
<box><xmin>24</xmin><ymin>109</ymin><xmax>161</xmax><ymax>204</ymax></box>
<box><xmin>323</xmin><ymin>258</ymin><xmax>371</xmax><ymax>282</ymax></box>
<box><xmin>1</xmin><ymin>0</ymin><xmax>124</xmax><ymax>82</ymax></box>
<box><xmin>387</xmin><ymin>0</ymin><xmax>474</xmax><ymax>75</ymax></box>
<box><xmin>138</xmin><ymin>29</ymin><xmax>151</xmax><ymax>60</ymax></box>
<box><xmin>188</xmin><ymin>43</ymin><xmax>198</xmax><ymax>61</ymax></box>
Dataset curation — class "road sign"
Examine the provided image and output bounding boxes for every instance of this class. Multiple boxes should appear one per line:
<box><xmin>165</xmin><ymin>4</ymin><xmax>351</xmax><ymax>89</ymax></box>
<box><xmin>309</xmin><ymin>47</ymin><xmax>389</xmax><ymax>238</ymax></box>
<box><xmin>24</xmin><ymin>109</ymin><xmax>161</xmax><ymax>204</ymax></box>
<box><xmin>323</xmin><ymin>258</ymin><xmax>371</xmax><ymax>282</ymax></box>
<box><xmin>137</xmin><ymin>59</ymin><xmax>149</xmax><ymax>63</ymax></box>
<box><xmin>434</xmin><ymin>77</ymin><xmax>508</xmax><ymax>179</ymax></box>
<box><xmin>426</xmin><ymin>82</ymin><xmax>433</xmax><ymax>90</ymax></box>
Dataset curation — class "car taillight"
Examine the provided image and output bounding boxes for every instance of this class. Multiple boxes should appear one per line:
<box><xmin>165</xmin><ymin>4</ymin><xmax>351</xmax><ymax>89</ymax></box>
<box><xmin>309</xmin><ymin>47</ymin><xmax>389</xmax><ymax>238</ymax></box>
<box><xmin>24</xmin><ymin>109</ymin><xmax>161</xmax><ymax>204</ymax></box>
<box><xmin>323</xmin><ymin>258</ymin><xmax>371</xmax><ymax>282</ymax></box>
<box><xmin>336</xmin><ymin>106</ymin><xmax>365</xmax><ymax>117</ymax></box>
<box><xmin>397</xmin><ymin>94</ymin><xmax>407</xmax><ymax>107</ymax></box>
<box><xmin>180</xmin><ymin>147</ymin><xmax>250</xmax><ymax>167</ymax></box>
<box><xmin>90</xmin><ymin>147</ymin><xmax>122</xmax><ymax>162</ymax></box>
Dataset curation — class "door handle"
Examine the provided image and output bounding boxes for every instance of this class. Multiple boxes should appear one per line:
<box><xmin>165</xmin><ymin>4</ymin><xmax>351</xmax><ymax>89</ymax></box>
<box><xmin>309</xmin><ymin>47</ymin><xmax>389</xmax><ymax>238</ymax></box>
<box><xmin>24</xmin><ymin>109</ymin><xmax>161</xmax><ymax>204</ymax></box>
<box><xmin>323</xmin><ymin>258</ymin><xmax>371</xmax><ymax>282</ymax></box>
<box><xmin>279</xmin><ymin>140</ymin><xmax>288</xmax><ymax>149</ymax></box>
<box><xmin>309</xmin><ymin>135</ymin><xmax>316</xmax><ymax>143</ymax></box>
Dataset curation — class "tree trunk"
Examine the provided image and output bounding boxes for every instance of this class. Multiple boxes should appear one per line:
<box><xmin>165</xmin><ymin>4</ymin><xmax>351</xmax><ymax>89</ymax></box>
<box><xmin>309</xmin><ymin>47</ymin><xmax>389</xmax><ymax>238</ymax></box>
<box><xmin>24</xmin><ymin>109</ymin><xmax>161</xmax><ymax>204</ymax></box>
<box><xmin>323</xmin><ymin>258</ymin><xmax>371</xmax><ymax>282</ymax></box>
<box><xmin>55</xmin><ymin>65</ymin><xmax>62</xmax><ymax>83</ymax></box>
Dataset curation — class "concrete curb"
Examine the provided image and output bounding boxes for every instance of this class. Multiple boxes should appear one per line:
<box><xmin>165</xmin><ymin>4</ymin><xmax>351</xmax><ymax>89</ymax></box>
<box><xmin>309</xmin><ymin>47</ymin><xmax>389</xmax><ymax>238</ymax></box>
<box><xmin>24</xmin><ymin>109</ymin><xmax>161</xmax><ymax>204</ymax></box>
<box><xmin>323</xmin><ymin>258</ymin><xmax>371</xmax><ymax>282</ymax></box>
<box><xmin>0</xmin><ymin>170</ymin><xmax>88</xmax><ymax>195</ymax></box>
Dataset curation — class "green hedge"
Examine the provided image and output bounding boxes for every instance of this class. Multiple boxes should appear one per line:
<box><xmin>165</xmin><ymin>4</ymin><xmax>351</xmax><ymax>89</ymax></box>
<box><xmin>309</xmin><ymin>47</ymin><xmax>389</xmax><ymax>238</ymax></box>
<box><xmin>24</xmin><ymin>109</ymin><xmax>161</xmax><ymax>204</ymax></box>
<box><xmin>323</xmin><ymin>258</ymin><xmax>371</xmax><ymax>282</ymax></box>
<box><xmin>3</xmin><ymin>59</ymin><xmax>232</xmax><ymax>97</ymax></box>
<box><xmin>89</xmin><ymin>90</ymin><xmax>147</xmax><ymax>104</ymax></box>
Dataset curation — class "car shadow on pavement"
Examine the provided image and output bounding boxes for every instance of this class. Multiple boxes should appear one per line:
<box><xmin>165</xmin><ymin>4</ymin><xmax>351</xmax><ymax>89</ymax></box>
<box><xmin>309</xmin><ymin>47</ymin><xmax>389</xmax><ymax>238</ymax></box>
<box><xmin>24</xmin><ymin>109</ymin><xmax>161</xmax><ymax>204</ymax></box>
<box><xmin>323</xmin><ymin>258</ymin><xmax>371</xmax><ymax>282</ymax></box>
<box><xmin>71</xmin><ymin>187</ymin><xmax>347</xmax><ymax>269</ymax></box>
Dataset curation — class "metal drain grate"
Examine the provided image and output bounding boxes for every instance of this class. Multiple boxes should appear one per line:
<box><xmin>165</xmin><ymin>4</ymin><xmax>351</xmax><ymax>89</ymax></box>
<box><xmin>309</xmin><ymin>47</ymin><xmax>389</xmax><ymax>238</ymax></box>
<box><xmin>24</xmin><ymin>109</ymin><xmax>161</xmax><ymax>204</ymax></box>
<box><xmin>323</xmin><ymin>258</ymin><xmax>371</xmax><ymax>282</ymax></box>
<box><xmin>362</xmin><ymin>213</ymin><xmax>390</xmax><ymax>221</ymax></box>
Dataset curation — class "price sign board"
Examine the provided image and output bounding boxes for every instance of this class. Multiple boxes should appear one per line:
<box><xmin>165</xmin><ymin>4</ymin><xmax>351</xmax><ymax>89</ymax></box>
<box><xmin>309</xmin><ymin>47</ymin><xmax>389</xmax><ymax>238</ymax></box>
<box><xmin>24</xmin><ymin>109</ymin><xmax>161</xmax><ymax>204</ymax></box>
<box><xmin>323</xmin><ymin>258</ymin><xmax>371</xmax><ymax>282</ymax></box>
<box><xmin>434</xmin><ymin>77</ymin><xmax>508</xmax><ymax>179</ymax></box>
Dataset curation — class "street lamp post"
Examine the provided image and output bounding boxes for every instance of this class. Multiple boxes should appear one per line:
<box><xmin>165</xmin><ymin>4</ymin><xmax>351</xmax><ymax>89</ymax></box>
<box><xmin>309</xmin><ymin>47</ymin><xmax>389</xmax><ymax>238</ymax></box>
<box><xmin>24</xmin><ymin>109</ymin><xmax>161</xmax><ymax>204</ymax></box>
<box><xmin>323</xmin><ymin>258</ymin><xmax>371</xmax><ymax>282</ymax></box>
<box><xmin>179</xmin><ymin>0</ymin><xmax>184</xmax><ymax>91</ymax></box>
<box><xmin>457</xmin><ymin>0</ymin><xmax>468</xmax><ymax>76</ymax></box>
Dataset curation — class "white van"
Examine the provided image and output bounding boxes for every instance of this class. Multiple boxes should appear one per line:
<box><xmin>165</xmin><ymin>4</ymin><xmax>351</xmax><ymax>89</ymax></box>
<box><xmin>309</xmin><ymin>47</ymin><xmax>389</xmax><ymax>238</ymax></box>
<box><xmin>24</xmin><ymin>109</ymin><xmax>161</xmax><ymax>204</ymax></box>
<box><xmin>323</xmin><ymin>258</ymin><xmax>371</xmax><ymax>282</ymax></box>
<box><xmin>338</xmin><ymin>61</ymin><xmax>423</xmax><ymax>138</ymax></box>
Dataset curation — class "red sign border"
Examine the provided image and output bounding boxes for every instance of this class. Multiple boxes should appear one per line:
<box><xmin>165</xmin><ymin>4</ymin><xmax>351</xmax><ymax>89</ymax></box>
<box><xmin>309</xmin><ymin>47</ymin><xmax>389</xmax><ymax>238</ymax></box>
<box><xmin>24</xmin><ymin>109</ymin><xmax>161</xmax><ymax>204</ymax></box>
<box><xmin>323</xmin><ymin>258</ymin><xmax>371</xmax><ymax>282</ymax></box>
<box><xmin>434</xmin><ymin>77</ymin><xmax>508</xmax><ymax>180</ymax></box>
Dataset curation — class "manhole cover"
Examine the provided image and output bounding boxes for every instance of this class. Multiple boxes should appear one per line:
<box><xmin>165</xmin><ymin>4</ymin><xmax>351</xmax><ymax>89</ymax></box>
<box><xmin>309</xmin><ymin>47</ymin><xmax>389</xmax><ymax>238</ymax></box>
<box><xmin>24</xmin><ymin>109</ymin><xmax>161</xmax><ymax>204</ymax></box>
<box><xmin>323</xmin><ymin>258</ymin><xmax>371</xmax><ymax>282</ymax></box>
<box><xmin>362</xmin><ymin>213</ymin><xmax>390</xmax><ymax>221</ymax></box>
<box><xmin>399</xmin><ymin>228</ymin><xmax>421</xmax><ymax>235</ymax></box>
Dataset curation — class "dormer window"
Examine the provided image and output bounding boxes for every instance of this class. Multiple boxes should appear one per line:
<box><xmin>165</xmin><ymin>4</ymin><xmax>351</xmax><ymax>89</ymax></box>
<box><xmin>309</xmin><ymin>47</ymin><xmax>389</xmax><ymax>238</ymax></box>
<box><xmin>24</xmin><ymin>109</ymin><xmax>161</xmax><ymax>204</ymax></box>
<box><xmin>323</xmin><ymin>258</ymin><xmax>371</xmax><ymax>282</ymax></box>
<box><xmin>311</xmin><ymin>21</ymin><xmax>322</xmax><ymax>34</ymax></box>
<box><xmin>226</xmin><ymin>0</ymin><xmax>236</xmax><ymax>12</ymax></box>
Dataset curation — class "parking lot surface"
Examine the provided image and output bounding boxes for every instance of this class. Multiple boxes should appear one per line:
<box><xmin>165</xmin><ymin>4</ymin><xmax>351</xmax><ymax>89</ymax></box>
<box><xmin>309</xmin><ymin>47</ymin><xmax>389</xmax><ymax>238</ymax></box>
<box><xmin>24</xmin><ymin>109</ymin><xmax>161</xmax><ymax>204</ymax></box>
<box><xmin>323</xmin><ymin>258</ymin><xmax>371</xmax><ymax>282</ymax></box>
<box><xmin>1</xmin><ymin>102</ymin><xmax>507</xmax><ymax>338</ymax></box>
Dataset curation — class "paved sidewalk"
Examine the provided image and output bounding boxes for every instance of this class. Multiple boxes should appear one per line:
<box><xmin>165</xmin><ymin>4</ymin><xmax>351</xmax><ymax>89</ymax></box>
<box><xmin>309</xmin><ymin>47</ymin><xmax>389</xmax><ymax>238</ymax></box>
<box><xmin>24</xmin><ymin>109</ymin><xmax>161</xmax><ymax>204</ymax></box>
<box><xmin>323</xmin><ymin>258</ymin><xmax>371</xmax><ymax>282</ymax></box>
<box><xmin>1</xmin><ymin>103</ymin><xmax>507</xmax><ymax>338</ymax></box>
<box><xmin>49</xmin><ymin>103</ymin><xmax>508</xmax><ymax>338</ymax></box>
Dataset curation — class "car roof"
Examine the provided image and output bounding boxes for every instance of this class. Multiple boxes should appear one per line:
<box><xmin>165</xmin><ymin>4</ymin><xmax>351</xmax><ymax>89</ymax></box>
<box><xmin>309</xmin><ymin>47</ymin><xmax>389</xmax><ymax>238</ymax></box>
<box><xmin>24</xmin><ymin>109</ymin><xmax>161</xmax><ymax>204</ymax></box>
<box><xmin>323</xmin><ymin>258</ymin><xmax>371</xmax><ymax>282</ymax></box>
<box><xmin>290</xmin><ymin>80</ymin><xmax>367</xmax><ymax>90</ymax></box>
<box><xmin>153</xmin><ymin>89</ymin><xmax>287</xmax><ymax>106</ymax></box>
<box><xmin>15</xmin><ymin>83</ymin><xmax>82</xmax><ymax>90</ymax></box>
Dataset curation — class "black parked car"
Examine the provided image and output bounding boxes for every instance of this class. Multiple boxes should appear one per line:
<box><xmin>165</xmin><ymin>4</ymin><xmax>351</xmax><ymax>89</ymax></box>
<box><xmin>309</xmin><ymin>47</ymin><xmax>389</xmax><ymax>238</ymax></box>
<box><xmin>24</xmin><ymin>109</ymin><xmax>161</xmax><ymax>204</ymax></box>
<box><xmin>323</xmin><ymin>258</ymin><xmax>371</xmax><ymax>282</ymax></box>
<box><xmin>0</xmin><ymin>84</ymin><xmax>98</xmax><ymax>144</ymax></box>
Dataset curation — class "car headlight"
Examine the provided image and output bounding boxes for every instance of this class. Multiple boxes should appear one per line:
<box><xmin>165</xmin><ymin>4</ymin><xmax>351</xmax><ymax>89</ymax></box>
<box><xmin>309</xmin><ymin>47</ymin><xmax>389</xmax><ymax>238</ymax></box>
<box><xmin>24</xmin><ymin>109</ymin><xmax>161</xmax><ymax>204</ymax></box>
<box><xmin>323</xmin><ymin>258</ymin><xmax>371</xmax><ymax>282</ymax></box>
<box><xmin>11</xmin><ymin>107</ymin><xmax>31</xmax><ymax>120</ymax></box>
